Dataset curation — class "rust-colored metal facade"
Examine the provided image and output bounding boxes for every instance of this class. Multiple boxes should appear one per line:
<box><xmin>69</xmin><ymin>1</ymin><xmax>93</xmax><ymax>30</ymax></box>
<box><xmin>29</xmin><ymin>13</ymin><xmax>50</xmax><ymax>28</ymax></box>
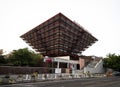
<box><xmin>20</xmin><ymin>13</ymin><xmax>97</xmax><ymax>57</ymax></box>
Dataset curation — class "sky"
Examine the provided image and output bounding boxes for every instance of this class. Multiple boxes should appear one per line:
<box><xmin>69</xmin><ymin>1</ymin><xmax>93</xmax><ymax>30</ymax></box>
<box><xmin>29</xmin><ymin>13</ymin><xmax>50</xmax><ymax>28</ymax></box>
<box><xmin>0</xmin><ymin>0</ymin><xmax>120</xmax><ymax>57</ymax></box>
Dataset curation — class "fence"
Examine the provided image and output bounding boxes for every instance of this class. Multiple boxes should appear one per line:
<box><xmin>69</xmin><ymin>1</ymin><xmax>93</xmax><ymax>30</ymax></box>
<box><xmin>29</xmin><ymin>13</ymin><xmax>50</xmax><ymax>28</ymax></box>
<box><xmin>0</xmin><ymin>66</ymin><xmax>106</xmax><ymax>84</ymax></box>
<box><xmin>0</xmin><ymin>66</ymin><xmax>66</xmax><ymax>74</ymax></box>
<box><xmin>0</xmin><ymin>73</ymin><xmax>106</xmax><ymax>84</ymax></box>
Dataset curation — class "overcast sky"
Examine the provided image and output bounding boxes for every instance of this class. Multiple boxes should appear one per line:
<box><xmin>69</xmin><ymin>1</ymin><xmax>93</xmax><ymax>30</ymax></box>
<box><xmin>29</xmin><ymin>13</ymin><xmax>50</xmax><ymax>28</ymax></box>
<box><xmin>0</xmin><ymin>0</ymin><xmax>120</xmax><ymax>57</ymax></box>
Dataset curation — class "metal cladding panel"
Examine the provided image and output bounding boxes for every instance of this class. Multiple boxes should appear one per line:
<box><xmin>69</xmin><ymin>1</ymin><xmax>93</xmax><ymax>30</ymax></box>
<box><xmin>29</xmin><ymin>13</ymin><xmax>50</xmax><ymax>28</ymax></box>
<box><xmin>21</xmin><ymin>13</ymin><xmax>98</xmax><ymax>57</ymax></box>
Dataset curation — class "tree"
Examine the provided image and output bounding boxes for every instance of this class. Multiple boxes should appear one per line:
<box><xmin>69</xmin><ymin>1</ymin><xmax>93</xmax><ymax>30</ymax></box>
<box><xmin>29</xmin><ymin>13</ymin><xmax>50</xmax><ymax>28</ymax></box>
<box><xmin>0</xmin><ymin>49</ymin><xmax>4</xmax><ymax>55</ymax></box>
<box><xmin>30</xmin><ymin>53</ymin><xmax>43</xmax><ymax>66</ymax></box>
<box><xmin>0</xmin><ymin>49</ymin><xmax>6</xmax><ymax>65</ymax></box>
<box><xmin>7</xmin><ymin>48</ymin><xmax>43</xmax><ymax>66</ymax></box>
<box><xmin>0</xmin><ymin>55</ymin><xmax>6</xmax><ymax>65</ymax></box>
<box><xmin>103</xmin><ymin>53</ymin><xmax>120</xmax><ymax>71</ymax></box>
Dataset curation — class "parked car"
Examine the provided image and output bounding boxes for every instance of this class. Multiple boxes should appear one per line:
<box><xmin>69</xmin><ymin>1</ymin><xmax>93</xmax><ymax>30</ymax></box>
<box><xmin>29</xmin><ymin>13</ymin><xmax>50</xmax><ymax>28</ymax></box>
<box><xmin>112</xmin><ymin>71</ymin><xmax>120</xmax><ymax>76</ymax></box>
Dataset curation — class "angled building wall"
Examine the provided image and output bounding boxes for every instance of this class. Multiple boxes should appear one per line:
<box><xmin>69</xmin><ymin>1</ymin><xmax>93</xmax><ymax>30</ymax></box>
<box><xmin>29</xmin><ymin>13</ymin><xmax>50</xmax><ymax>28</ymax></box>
<box><xmin>21</xmin><ymin>13</ymin><xmax>98</xmax><ymax>58</ymax></box>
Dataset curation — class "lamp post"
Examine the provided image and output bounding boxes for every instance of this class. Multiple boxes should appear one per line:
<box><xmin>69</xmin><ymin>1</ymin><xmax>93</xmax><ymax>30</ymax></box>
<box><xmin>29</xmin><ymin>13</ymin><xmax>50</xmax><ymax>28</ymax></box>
<box><xmin>51</xmin><ymin>58</ymin><xmax>54</xmax><ymax>74</ymax></box>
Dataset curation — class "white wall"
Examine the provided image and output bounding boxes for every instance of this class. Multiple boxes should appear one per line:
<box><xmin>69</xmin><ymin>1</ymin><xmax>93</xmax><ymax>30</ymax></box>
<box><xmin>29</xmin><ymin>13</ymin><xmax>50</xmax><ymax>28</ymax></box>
<box><xmin>84</xmin><ymin>59</ymin><xmax>105</xmax><ymax>74</ymax></box>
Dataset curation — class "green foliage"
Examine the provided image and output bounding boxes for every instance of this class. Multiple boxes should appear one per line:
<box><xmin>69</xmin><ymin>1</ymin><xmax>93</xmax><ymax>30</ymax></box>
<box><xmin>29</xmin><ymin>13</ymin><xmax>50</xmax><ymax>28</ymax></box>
<box><xmin>103</xmin><ymin>53</ymin><xmax>120</xmax><ymax>71</ymax></box>
<box><xmin>0</xmin><ymin>55</ymin><xmax>6</xmax><ymax>65</ymax></box>
<box><xmin>0</xmin><ymin>49</ymin><xmax>4</xmax><ymax>55</ymax></box>
<box><xmin>7</xmin><ymin>48</ymin><xmax>43</xmax><ymax>66</ymax></box>
<box><xmin>30</xmin><ymin>53</ymin><xmax>43</xmax><ymax>66</ymax></box>
<box><xmin>0</xmin><ymin>49</ymin><xmax>7</xmax><ymax>65</ymax></box>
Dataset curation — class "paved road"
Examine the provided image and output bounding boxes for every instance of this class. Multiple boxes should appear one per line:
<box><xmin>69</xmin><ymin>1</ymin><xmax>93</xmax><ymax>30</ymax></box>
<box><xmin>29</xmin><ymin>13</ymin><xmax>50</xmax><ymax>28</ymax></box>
<box><xmin>1</xmin><ymin>76</ymin><xmax>120</xmax><ymax>87</ymax></box>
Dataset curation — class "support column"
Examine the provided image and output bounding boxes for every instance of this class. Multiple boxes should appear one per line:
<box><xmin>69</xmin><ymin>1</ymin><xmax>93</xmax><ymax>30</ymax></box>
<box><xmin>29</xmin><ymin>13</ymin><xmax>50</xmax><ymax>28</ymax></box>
<box><xmin>74</xmin><ymin>64</ymin><xmax>77</xmax><ymax>70</ymax></box>
<box><xmin>67</xmin><ymin>63</ymin><xmax>69</xmax><ymax>68</ymax></box>
<box><xmin>57</xmin><ymin>62</ymin><xmax>60</xmax><ymax>68</ymax></box>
